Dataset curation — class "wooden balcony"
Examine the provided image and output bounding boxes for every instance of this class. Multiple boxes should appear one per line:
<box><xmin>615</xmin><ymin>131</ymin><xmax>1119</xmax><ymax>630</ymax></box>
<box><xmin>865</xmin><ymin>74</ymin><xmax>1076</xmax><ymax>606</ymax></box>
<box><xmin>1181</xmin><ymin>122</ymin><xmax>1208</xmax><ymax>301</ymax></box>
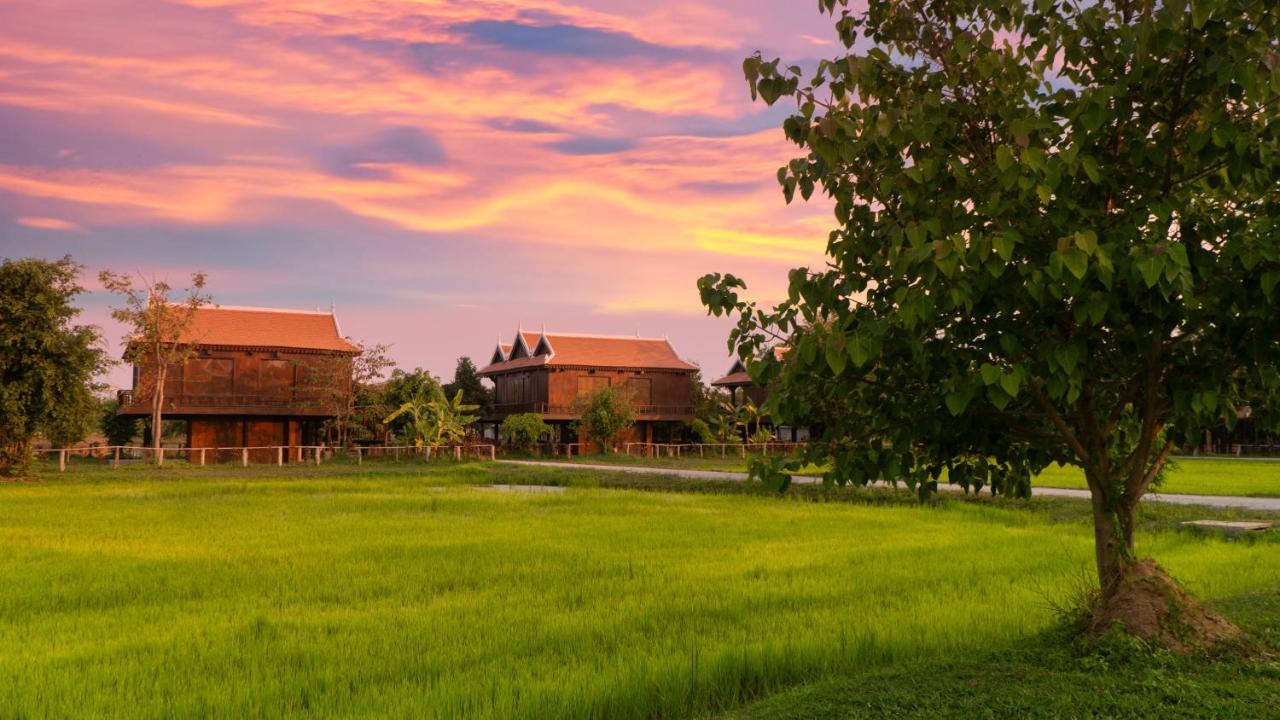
<box><xmin>116</xmin><ymin>389</ymin><xmax>333</xmax><ymax>418</ymax></box>
<box><xmin>488</xmin><ymin>401</ymin><xmax>694</xmax><ymax>421</ymax></box>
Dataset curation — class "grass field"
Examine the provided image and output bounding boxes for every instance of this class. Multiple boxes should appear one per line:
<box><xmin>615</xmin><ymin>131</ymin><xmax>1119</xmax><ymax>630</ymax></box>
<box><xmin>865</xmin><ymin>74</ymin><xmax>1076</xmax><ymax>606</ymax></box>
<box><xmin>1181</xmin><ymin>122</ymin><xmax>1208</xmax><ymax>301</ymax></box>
<box><xmin>3</xmin><ymin>462</ymin><xmax>1278</xmax><ymax>718</ymax></box>
<box><xmin>535</xmin><ymin>452</ymin><xmax>1280</xmax><ymax>497</ymax></box>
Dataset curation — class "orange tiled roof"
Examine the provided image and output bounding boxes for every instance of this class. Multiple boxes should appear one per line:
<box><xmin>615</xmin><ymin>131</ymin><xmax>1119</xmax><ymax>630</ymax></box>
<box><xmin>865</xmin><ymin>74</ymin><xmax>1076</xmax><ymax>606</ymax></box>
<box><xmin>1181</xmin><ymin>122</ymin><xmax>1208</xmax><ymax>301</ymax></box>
<box><xmin>481</xmin><ymin>331</ymin><xmax>697</xmax><ymax>374</ymax></box>
<box><xmin>175</xmin><ymin>306</ymin><xmax>359</xmax><ymax>353</ymax></box>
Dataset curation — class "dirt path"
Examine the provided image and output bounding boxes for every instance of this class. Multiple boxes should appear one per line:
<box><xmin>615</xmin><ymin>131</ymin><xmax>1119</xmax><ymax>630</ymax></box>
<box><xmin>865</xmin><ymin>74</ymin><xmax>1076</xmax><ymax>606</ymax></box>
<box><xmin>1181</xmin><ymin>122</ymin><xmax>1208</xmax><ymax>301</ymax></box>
<box><xmin>497</xmin><ymin>460</ymin><xmax>1280</xmax><ymax>512</ymax></box>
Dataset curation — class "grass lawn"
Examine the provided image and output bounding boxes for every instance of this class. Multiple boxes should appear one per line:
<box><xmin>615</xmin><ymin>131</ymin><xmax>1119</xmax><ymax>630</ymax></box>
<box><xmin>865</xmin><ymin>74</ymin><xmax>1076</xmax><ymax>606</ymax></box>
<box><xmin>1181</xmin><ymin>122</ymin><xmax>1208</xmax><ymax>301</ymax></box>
<box><xmin>529</xmin><ymin>452</ymin><xmax>1280</xmax><ymax>497</ymax></box>
<box><xmin>2</xmin><ymin>462</ymin><xmax>1278</xmax><ymax>718</ymax></box>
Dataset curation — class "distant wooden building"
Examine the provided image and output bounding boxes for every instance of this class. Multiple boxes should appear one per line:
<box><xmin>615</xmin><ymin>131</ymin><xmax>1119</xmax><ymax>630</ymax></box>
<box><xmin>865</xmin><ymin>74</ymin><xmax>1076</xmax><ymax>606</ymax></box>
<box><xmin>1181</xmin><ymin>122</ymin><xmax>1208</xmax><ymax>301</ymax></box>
<box><xmin>710</xmin><ymin>348</ymin><xmax>809</xmax><ymax>442</ymax></box>
<box><xmin>117</xmin><ymin>306</ymin><xmax>360</xmax><ymax>461</ymax></box>
<box><xmin>710</xmin><ymin>359</ymin><xmax>767</xmax><ymax>407</ymax></box>
<box><xmin>479</xmin><ymin>330</ymin><xmax>697</xmax><ymax>447</ymax></box>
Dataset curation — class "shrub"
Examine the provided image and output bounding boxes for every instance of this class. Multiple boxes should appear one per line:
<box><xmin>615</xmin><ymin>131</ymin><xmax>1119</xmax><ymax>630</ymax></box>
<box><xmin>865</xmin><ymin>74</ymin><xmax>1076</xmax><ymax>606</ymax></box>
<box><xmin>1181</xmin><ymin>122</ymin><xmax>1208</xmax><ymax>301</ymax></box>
<box><xmin>501</xmin><ymin>413</ymin><xmax>552</xmax><ymax>454</ymax></box>
<box><xmin>571</xmin><ymin>388</ymin><xmax>634</xmax><ymax>454</ymax></box>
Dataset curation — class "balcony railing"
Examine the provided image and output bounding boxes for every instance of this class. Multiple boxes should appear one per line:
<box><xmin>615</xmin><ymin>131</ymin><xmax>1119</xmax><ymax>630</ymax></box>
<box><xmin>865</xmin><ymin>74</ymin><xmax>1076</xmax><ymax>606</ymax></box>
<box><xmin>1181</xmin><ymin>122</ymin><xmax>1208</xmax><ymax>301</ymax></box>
<box><xmin>118</xmin><ymin>390</ymin><xmax>324</xmax><ymax>410</ymax></box>
<box><xmin>490</xmin><ymin>402</ymin><xmax>693</xmax><ymax>417</ymax></box>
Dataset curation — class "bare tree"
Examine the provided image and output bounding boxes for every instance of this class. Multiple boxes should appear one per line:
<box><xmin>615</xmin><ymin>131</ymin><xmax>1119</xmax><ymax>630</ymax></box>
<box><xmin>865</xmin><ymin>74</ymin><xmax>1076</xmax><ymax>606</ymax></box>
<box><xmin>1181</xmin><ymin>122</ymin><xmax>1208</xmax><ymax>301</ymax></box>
<box><xmin>99</xmin><ymin>271</ymin><xmax>211</xmax><ymax>465</ymax></box>
<box><xmin>310</xmin><ymin>343</ymin><xmax>394</xmax><ymax>447</ymax></box>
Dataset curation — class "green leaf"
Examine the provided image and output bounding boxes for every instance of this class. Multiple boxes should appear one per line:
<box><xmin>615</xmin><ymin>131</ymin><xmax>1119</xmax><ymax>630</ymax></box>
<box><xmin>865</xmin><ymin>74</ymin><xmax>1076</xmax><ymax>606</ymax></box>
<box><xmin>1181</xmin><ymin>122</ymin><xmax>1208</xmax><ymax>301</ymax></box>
<box><xmin>1137</xmin><ymin>256</ymin><xmax>1164</xmax><ymax>288</ymax></box>
<box><xmin>1061</xmin><ymin>249</ymin><xmax>1088</xmax><ymax>280</ymax></box>
<box><xmin>980</xmin><ymin>363</ymin><xmax>1001</xmax><ymax>386</ymax></box>
<box><xmin>944</xmin><ymin>387</ymin><xmax>972</xmax><ymax>416</ymax></box>
<box><xmin>999</xmin><ymin>371</ymin><xmax>1022</xmax><ymax>398</ymax></box>
<box><xmin>996</xmin><ymin>146</ymin><xmax>1014</xmax><ymax>171</ymax></box>
<box><xmin>1191</xmin><ymin>1</ymin><xmax>1211</xmax><ymax>29</ymax></box>
<box><xmin>992</xmin><ymin>234</ymin><xmax>1014</xmax><ymax>261</ymax></box>
<box><xmin>1080</xmin><ymin>155</ymin><xmax>1101</xmax><ymax>183</ymax></box>
<box><xmin>1074</xmin><ymin>230</ymin><xmax>1097</xmax><ymax>255</ymax></box>
<box><xmin>825</xmin><ymin>340</ymin><xmax>847</xmax><ymax>376</ymax></box>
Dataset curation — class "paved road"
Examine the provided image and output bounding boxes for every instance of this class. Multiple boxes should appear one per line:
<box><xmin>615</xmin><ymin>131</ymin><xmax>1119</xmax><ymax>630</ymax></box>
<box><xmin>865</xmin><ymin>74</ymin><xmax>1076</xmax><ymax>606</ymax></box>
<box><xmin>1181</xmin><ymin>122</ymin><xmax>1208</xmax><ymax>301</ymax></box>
<box><xmin>498</xmin><ymin>460</ymin><xmax>1280</xmax><ymax>512</ymax></box>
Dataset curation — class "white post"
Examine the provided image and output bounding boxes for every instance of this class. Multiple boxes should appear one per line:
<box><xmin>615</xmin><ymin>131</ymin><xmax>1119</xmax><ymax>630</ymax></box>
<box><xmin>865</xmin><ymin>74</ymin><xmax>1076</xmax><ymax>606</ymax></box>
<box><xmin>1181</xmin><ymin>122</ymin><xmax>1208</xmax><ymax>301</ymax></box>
<box><xmin>242</xmin><ymin>448</ymin><xmax>248</xmax><ymax>467</ymax></box>
<box><xmin>200</xmin><ymin>448</ymin><xmax>206</xmax><ymax>466</ymax></box>
<box><xmin>490</xmin><ymin>445</ymin><xmax>496</xmax><ymax>461</ymax></box>
<box><xmin>113</xmin><ymin>446</ymin><xmax>120</xmax><ymax>468</ymax></box>
<box><xmin>455</xmin><ymin>446</ymin><xmax>461</xmax><ymax>461</ymax></box>
<box><xmin>59</xmin><ymin>449</ymin><xmax>66</xmax><ymax>472</ymax></box>
<box><xmin>157</xmin><ymin>446</ymin><xmax>164</xmax><ymax>467</ymax></box>
<box><xmin>741</xmin><ymin>445</ymin><xmax>746</xmax><ymax>458</ymax></box>
<box><xmin>394</xmin><ymin>447</ymin><xmax>400</xmax><ymax>462</ymax></box>
<box><xmin>315</xmin><ymin>447</ymin><xmax>321</xmax><ymax>466</ymax></box>
<box><xmin>277</xmin><ymin>447</ymin><xmax>283</xmax><ymax>467</ymax></box>
<box><xmin>356</xmin><ymin>447</ymin><xmax>362</xmax><ymax>465</ymax></box>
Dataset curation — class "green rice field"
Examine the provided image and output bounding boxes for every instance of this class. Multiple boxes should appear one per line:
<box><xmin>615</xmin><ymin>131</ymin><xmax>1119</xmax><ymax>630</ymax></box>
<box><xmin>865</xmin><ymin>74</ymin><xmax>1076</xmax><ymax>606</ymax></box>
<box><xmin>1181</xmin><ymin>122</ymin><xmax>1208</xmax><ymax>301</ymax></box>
<box><xmin>541</xmin><ymin>453</ymin><xmax>1280</xmax><ymax>497</ymax></box>
<box><xmin>2</xmin><ymin>462</ymin><xmax>1278</xmax><ymax>718</ymax></box>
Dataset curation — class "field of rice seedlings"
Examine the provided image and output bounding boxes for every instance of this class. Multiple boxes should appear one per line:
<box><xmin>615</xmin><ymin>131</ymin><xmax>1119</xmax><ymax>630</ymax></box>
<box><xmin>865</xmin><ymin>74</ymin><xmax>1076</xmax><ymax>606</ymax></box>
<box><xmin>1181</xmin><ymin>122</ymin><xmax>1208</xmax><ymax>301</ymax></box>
<box><xmin>2</xmin><ymin>464</ymin><xmax>1277</xmax><ymax>718</ymax></box>
<box><xmin>537</xmin><ymin>453</ymin><xmax>1280</xmax><ymax>497</ymax></box>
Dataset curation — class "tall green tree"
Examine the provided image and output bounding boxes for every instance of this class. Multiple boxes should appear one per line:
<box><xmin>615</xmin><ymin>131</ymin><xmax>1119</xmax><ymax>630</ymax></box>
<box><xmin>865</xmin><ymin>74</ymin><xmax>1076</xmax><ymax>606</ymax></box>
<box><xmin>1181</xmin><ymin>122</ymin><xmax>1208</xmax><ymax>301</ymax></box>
<box><xmin>99</xmin><ymin>270</ymin><xmax>211</xmax><ymax>465</ymax></box>
<box><xmin>444</xmin><ymin>356</ymin><xmax>493</xmax><ymax>418</ymax></box>
<box><xmin>0</xmin><ymin>256</ymin><xmax>108</xmax><ymax>474</ymax></box>
<box><xmin>701</xmin><ymin>0</ymin><xmax>1279</xmax><ymax>646</ymax></box>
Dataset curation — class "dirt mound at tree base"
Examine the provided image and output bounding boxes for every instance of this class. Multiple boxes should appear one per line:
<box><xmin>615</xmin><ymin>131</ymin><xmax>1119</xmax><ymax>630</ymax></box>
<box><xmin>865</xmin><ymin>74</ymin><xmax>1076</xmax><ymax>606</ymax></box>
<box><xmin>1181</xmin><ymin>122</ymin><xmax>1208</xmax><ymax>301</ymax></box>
<box><xmin>1086</xmin><ymin>559</ymin><xmax>1239</xmax><ymax>652</ymax></box>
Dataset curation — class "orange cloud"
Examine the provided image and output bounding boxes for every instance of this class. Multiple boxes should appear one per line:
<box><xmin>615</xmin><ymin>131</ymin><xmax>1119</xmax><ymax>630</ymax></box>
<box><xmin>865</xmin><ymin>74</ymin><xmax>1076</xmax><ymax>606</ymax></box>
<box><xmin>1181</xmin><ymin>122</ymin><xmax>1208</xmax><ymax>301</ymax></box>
<box><xmin>15</xmin><ymin>216</ymin><xmax>81</xmax><ymax>230</ymax></box>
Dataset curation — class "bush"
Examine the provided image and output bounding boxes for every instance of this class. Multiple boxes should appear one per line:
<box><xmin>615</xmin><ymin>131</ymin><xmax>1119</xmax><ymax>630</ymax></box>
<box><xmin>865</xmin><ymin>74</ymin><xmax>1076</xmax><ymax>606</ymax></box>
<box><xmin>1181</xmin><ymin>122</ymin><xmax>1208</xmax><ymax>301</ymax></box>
<box><xmin>571</xmin><ymin>388</ymin><xmax>634</xmax><ymax>454</ymax></box>
<box><xmin>501</xmin><ymin>413</ymin><xmax>552</xmax><ymax>454</ymax></box>
<box><xmin>688</xmin><ymin>418</ymin><xmax>715</xmax><ymax>444</ymax></box>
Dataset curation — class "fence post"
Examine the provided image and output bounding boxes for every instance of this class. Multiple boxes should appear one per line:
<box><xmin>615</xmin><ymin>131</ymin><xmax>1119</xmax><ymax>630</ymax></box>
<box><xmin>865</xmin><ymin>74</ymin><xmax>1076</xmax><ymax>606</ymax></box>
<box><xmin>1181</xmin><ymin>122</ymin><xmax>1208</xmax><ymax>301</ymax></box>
<box><xmin>315</xmin><ymin>447</ymin><xmax>321</xmax><ymax>466</ymax></box>
<box><xmin>455</xmin><ymin>446</ymin><xmax>461</xmax><ymax>461</ymax></box>
<box><xmin>113</xmin><ymin>446</ymin><xmax>120</xmax><ymax>468</ymax></box>
<box><xmin>394</xmin><ymin>447</ymin><xmax>400</xmax><ymax>462</ymax></box>
<box><xmin>277</xmin><ymin>447</ymin><xmax>283</xmax><ymax>467</ymax></box>
<box><xmin>741</xmin><ymin>445</ymin><xmax>746</xmax><ymax>458</ymax></box>
<box><xmin>200</xmin><ymin>448</ymin><xmax>206</xmax><ymax>466</ymax></box>
<box><xmin>242</xmin><ymin>448</ymin><xmax>248</xmax><ymax>467</ymax></box>
<box><xmin>356</xmin><ymin>447</ymin><xmax>362</xmax><ymax>466</ymax></box>
<box><xmin>490</xmin><ymin>445</ymin><xmax>496</xmax><ymax>461</ymax></box>
<box><xmin>59</xmin><ymin>449</ymin><xmax>66</xmax><ymax>472</ymax></box>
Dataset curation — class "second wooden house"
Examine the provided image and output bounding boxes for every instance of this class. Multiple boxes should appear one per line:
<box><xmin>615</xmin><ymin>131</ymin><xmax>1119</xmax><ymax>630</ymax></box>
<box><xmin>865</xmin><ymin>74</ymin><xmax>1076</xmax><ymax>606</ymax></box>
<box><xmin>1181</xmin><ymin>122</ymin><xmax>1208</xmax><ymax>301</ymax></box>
<box><xmin>479</xmin><ymin>330</ymin><xmax>697</xmax><ymax>448</ymax></box>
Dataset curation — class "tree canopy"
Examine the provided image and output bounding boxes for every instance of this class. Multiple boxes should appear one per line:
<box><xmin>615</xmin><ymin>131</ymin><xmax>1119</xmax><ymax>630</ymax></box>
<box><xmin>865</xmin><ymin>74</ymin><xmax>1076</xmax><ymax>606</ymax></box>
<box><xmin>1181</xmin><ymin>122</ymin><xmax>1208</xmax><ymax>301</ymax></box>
<box><xmin>572</xmin><ymin>387</ymin><xmax>635</xmax><ymax>453</ymax></box>
<box><xmin>444</xmin><ymin>357</ymin><xmax>494</xmax><ymax>418</ymax></box>
<box><xmin>700</xmin><ymin>0</ymin><xmax>1280</xmax><ymax>644</ymax></box>
<box><xmin>0</xmin><ymin>256</ymin><xmax>108</xmax><ymax>474</ymax></box>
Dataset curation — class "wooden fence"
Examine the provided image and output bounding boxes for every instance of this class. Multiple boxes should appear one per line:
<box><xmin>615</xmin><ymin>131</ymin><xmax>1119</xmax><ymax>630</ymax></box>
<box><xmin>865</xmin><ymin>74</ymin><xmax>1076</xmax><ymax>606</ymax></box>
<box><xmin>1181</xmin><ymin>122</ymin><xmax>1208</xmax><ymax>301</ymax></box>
<box><xmin>31</xmin><ymin>444</ymin><xmax>497</xmax><ymax>471</ymax></box>
<box><xmin>622</xmin><ymin>442</ymin><xmax>810</xmax><ymax>458</ymax></box>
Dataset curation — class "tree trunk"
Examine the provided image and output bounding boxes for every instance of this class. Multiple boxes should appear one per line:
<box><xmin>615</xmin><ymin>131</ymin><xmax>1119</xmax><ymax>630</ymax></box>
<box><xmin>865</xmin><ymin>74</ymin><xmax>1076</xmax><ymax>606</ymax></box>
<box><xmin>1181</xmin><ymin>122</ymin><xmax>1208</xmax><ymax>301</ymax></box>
<box><xmin>1086</xmin><ymin>482</ymin><xmax>1138</xmax><ymax>595</ymax></box>
<box><xmin>152</xmin><ymin>371</ymin><xmax>165</xmax><ymax>467</ymax></box>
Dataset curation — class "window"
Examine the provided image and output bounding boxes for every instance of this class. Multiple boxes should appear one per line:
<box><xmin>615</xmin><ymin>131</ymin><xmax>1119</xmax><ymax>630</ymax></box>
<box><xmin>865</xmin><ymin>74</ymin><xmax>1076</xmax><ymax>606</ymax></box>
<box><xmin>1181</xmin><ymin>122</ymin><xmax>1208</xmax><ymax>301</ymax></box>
<box><xmin>185</xmin><ymin>358</ymin><xmax>233</xmax><ymax>395</ymax></box>
<box><xmin>625</xmin><ymin>377</ymin><xmax>651</xmax><ymax>405</ymax></box>
<box><xmin>576</xmin><ymin>375</ymin><xmax>610</xmax><ymax>397</ymax></box>
<box><xmin>260</xmin><ymin>360</ymin><xmax>294</xmax><ymax>397</ymax></box>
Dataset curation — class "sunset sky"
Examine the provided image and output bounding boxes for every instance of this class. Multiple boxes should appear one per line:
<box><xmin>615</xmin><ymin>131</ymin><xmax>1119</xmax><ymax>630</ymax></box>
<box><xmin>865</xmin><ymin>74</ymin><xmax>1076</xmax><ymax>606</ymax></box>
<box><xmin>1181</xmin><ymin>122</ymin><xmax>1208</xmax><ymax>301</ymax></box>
<box><xmin>0</xmin><ymin>0</ymin><xmax>839</xmax><ymax>388</ymax></box>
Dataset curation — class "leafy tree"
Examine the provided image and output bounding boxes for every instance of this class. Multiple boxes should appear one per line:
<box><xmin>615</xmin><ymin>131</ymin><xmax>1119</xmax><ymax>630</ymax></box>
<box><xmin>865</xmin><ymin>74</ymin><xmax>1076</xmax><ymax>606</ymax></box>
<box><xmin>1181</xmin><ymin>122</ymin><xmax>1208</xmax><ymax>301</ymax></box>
<box><xmin>381</xmin><ymin>369</ymin><xmax>439</xmax><ymax>441</ymax></box>
<box><xmin>99</xmin><ymin>396</ymin><xmax>141</xmax><ymax>447</ymax></box>
<box><xmin>99</xmin><ymin>270</ymin><xmax>211</xmax><ymax>465</ymax></box>
<box><xmin>312</xmin><ymin>343</ymin><xmax>394</xmax><ymax>447</ymax></box>
<box><xmin>701</xmin><ymin>0</ymin><xmax>1279</xmax><ymax>645</ymax></box>
<box><xmin>430</xmin><ymin>388</ymin><xmax>480</xmax><ymax>447</ymax></box>
<box><xmin>501</xmin><ymin>413</ymin><xmax>552</xmax><ymax>454</ymax></box>
<box><xmin>571</xmin><ymin>387</ymin><xmax>635</xmax><ymax>454</ymax></box>
<box><xmin>383</xmin><ymin>382</ymin><xmax>478</xmax><ymax>449</ymax></box>
<box><xmin>444</xmin><ymin>357</ymin><xmax>494</xmax><ymax>418</ymax></box>
<box><xmin>0</xmin><ymin>257</ymin><xmax>109</xmax><ymax>474</ymax></box>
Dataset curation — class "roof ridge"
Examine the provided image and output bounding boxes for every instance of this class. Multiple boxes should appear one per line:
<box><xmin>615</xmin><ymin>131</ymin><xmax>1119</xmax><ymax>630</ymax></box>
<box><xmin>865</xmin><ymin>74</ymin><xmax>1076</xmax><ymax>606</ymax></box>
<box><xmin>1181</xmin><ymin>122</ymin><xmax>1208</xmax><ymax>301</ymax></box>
<box><xmin>199</xmin><ymin>304</ymin><xmax>337</xmax><ymax>316</ymax></box>
<box><xmin>540</xmin><ymin>331</ymin><xmax>670</xmax><ymax>341</ymax></box>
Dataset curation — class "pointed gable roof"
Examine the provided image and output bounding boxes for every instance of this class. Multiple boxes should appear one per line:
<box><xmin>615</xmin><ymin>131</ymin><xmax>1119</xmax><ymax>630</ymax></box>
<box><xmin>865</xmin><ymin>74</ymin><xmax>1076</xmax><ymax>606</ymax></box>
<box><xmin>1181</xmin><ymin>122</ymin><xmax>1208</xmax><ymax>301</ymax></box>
<box><xmin>175</xmin><ymin>306</ymin><xmax>360</xmax><ymax>353</ymax></box>
<box><xmin>479</xmin><ymin>331</ymin><xmax>697</xmax><ymax>375</ymax></box>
